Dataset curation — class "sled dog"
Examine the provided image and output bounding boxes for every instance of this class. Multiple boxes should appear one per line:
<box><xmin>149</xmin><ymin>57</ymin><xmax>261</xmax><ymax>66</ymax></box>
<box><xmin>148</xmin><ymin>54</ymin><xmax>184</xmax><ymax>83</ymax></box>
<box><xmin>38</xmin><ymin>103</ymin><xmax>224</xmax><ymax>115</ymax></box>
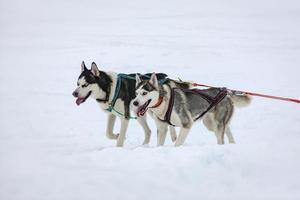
<box><xmin>132</xmin><ymin>73</ymin><xmax>251</xmax><ymax>146</ymax></box>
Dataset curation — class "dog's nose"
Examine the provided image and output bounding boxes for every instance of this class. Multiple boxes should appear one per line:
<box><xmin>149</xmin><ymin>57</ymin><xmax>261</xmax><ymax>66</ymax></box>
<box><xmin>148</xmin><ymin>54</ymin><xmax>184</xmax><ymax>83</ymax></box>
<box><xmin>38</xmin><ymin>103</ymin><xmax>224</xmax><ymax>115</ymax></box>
<box><xmin>133</xmin><ymin>101</ymin><xmax>139</xmax><ymax>106</ymax></box>
<box><xmin>72</xmin><ymin>91</ymin><xmax>78</xmax><ymax>97</ymax></box>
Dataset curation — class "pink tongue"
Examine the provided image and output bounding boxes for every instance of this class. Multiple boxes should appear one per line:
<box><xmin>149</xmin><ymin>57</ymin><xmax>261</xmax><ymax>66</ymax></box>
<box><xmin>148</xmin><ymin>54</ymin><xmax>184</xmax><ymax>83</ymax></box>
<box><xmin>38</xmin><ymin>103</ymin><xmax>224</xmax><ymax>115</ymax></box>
<box><xmin>137</xmin><ymin>107</ymin><xmax>147</xmax><ymax>117</ymax></box>
<box><xmin>76</xmin><ymin>98</ymin><xmax>85</xmax><ymax>106</ymax></box>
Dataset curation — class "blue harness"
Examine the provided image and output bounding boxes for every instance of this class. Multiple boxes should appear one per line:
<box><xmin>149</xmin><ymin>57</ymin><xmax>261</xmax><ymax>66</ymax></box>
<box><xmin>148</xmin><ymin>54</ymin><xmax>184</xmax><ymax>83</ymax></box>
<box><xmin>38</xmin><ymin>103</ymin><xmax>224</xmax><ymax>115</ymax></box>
<box><xmin>106</xmin><ymin>73</ymin><xmax>168</xmax><ymax>119</ymax></box>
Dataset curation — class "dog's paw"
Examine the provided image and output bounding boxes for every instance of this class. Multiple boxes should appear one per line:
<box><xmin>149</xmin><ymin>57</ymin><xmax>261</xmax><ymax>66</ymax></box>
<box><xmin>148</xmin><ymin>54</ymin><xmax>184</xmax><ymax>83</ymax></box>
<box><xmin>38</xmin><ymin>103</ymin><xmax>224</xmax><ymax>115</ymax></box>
<box><xmin>142</xmin><ymin>138</ymin><xmax>150</xmax><ymax>146</ymax></box>
<box><xmin>113</xmin><ymin>133</ymin><xmax>119</xmax><ymax>139</ymax></box>
<box><xmin>107</xmin><ymin>133</ymin><xmax>119</xmax><ymax>140</ymax></box>
<box><xmin>142</xmin><ymin>143</ymin><xmax>150</xmax><ymax>148</ymax></box>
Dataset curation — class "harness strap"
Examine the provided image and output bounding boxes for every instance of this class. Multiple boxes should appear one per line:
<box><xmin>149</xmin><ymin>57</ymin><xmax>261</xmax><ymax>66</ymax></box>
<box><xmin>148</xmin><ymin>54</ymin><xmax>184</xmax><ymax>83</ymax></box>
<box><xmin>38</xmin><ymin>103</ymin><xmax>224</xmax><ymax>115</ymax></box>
<box><xmin>110</xmin><ymin>106</ymin><xmax>137</xmax><ymax>120</ymax></box>
<box><xmin>163</xmin><ymin>88</ymin><xmax>176</xmax><ymax>126</ymax></box>
<box><xmin>96</xmin><ymin>98</ymin><xmax>108</xmax><ymax>103</ymax></box>
<box><xmin>194</xmin><ymin>88</ymin><xmax>227</xmax><ymax>121</ymax></box>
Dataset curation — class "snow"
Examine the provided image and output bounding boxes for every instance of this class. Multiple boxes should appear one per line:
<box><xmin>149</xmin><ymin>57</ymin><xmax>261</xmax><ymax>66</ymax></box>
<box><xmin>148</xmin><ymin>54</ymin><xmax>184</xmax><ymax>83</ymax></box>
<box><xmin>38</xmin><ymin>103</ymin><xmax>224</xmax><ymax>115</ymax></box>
<box><xmin>1</xmin><ymin>0</ymin><xmax>300</xmax><ymax>199</ymax></box>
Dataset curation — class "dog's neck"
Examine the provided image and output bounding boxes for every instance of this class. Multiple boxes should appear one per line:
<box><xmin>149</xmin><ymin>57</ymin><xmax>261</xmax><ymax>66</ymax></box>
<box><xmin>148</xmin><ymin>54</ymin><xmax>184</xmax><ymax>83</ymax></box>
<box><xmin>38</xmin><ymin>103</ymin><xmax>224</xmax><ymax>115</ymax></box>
<box><xmin>94</xmin><ymin>71</ymin><xmax>118</xmax><ymax>108</ymax></box>
<box><xmin>149</xmin><ymin>84</ymin><xmax>171</xmax><ymax>119</ymax></box>
<box><xmin>106</xmin><ymin>72</ymin><xmax>118</xmax><ymax>104</ymax></box>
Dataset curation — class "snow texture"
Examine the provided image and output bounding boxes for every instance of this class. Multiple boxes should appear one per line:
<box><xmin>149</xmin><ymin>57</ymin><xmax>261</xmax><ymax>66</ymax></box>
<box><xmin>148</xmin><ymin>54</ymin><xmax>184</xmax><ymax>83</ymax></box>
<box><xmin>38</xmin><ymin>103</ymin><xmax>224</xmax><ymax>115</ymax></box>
<box><xmin>0</xmin><ymin>0</ymin><xmax>300</xmax><ymax>199</ymax></box>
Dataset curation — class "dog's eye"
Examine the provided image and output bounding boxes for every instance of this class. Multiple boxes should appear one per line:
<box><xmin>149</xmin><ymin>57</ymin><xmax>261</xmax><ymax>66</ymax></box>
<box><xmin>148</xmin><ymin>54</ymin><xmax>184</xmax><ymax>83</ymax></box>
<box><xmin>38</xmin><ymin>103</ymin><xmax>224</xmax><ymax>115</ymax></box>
<box><xmin>142</xmin><ymin>92</ymin><xmax>148</xmax><ymax>96</ymax></box>
<box><xmin>82</xmin><ymin>84</ymin><xmax>89</xmax><ymax>88</ymax></box>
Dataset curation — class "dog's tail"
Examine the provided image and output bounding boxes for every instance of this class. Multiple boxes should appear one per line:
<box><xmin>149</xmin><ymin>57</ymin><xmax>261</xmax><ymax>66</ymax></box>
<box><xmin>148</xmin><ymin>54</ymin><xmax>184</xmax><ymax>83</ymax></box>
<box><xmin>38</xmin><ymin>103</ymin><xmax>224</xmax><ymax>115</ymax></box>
<box><xmin>229</xmin><ymin>90</ymin><xmax>252</xmax><ymax>108</ymax></box>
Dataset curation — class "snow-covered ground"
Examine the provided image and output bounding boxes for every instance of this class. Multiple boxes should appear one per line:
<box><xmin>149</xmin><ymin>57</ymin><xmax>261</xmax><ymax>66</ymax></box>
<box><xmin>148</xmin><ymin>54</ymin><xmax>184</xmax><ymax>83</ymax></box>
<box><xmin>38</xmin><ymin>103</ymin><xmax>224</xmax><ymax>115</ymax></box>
<box><xmin>1</xmin><ymin>0</ymin><xmax>300</xmax><ymax>199</ymax></box>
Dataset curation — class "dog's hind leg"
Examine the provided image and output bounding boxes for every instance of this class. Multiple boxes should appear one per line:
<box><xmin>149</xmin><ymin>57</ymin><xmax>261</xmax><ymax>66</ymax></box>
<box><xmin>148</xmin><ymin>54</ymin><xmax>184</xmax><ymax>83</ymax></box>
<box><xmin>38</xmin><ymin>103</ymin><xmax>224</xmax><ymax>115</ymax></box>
<box><xmin>106</xmin><ymin>114</ymin><xmax>119</xmax><ymax>140</ymax></box>
<box><xmin>213</xmin><ymin>98</ymin><xmax>233</xmax><ymax>145</ymax></box>
<box><xmin>169</xmin><ymin>126</ymin><xmax>177</xmax><ymax>142</ymax></box>
<box><xmin>214</xmin><ymin>132</ymin><xmax>224</xmax><ymax>145</ymax></box>
<box><xmin>225</xmin><ymin>126</ymin><xmax>235</xmax><ymax>144</ymax></box>
<box><xmin>116</xmin><ymin>118</ymin><xmax>129</xmax><ymax>147</ymax></box>
<box><xmin>136</xmin><ymin>116</ymin><xmax>151</xmax><ymax>145</ymax></box>
<box><xmin>203</xmin><ymin>114</ymin><xmax>224</xmax><ymax>144</ymax></box>
<box><xmin>215</xmin><ymin>125</ymin><xmax>226</xmax><ymax>145</ymax></box>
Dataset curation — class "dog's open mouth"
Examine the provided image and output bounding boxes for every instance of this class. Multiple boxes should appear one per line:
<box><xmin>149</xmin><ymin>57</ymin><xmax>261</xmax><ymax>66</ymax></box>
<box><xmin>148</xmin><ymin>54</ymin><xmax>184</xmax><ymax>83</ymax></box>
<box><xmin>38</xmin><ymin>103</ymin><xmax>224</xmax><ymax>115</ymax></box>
<box><xmin>76</xmin><ymin>91</ymin><xmax>92</xmax><ymax>106</ymax></box>
<box><xmin>137</xmin><ymin>99</ymin><xmax>151</xmax><ymax>117</ymax></box>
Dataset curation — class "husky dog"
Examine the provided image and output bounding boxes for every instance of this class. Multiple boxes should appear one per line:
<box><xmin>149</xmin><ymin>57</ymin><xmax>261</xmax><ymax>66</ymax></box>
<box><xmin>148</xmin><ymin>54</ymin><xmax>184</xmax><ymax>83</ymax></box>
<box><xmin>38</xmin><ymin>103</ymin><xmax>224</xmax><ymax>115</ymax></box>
<box><xmin>132</xmin><ymin>72</ymin><xmax>251</xmax><ymax>146</ymax></box>
<box><xmin>72</xmin><ymin>61</ymin><xmax>184</xmax><ymax>147</ymax></box>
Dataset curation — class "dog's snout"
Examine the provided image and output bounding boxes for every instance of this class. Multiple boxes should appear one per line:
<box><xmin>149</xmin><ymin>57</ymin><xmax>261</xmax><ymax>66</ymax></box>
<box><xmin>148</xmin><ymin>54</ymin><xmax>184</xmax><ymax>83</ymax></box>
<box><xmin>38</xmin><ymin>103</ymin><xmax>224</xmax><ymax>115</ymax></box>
<box><xmin>72</xmin><ymin>91</ymin><xmax>78</xmax><ymax>97</ymax></box>
<box><xmin>133</xmin><ymin>101</ymin><xmax>139</xmax><ymax>106</ymax></box>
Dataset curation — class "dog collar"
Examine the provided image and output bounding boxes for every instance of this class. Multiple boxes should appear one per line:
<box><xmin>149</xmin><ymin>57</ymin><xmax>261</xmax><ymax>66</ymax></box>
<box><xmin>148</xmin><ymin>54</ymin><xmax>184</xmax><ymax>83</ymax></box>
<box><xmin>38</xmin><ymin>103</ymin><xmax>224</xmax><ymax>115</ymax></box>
<box><xmin>96</xmin><ymin>98</ymin><xmax>108</xmax><ymax>103</ymax></box>
<box><xmin>150</xmin><ymin>96</ymin><xmax>164</xmax><ymax>108</ymax></box>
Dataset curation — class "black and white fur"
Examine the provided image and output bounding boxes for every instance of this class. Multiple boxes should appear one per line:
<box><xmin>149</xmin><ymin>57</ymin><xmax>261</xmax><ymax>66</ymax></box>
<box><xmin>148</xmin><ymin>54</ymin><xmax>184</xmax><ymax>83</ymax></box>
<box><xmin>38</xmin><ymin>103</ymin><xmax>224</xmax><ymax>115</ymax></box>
<box><xmin>73</xmin><ymin>61</ymin><xmax>154</xmax><ymax>147</ymax></box>
<box><xmin>132</xmin><ymin>72</ymin><xmax>251</xmax><ymax>146</ymax></box>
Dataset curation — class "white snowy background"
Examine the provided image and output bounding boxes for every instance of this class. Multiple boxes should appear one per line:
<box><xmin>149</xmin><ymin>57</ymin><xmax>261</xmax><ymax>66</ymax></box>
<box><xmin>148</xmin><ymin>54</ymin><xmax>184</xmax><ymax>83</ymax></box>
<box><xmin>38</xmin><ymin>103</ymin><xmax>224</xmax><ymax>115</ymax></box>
<box><xmin>1</xmin><ymin>0</ymin><xmax>300</xmax><ymax>199</ymax></box>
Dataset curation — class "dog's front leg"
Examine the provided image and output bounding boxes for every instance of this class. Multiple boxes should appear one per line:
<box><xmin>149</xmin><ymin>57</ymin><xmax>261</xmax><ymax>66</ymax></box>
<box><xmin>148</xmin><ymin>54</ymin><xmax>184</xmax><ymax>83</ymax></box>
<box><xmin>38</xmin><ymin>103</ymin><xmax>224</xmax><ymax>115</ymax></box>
<box><xmin>136</xmin><ymin>116</ymin><xmax>151</xmax><ymax>145</ymax></box>
<box><xmin>158</xmin><ymin>126</ymin><xmax>168</xmax><ymax>146</ymax></box>
<box><xmin>153</xmin><ymin>117</ymin><xmax>168</xmax><ymax>146</ymax></box>
<box><xmin>116</xmin><ymin>118</ymin><xmax>129</xmax><ymax>147</ymax></box>
<box><xmin>149</xmin><ymin>110</ymin><xmax>176</xmax><ymax>144</ymax></box>
<box><xmin>175</xmin><ymin>127</ymin><xmax>191</xmax><ymax>147</ymax></box>
<box><xmin>169</xmin><ymin>126</ymin><xmax>177</xmax><ymax>142</ymax></box>
<box><xmin>106</xmin><ymin>114</ymin><xmax>119</xmax><ymax>140</ymax></box>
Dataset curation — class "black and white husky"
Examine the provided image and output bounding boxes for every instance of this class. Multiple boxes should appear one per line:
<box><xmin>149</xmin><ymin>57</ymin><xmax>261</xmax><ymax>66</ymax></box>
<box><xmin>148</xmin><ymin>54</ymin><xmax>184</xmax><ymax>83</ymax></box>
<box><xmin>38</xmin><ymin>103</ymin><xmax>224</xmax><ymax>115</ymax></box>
<box><xmin>132</xmin><ymin>73</ymin><xmax>251</xmax><ymax>146</ymax></box>
<box><xmin>72</xmin><ymin>62</ymin><xmax>187</xmax><ymax>147</ymax></box>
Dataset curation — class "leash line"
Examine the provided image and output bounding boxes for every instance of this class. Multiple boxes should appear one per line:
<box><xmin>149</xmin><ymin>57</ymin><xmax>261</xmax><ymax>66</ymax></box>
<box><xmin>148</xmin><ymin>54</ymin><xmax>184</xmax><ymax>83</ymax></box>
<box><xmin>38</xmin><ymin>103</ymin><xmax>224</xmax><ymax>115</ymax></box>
<box><xmin>192</xmin><ymin>83</ymin><xmax>300</xmax><ymax>104</ymax></box>
<box><xmin>106</xmin><ymin>105</ymin><xmax>137</xmax><ymax>119</ymax></box>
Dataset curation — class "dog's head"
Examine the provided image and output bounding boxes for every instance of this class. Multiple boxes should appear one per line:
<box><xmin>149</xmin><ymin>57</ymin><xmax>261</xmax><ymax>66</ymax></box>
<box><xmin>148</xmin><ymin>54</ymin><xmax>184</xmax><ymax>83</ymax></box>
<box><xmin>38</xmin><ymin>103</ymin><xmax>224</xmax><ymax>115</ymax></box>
<box><xmin>132</xmin><ymin>72</ymin><xmax>160</xmax><ymax>117</ymax></box>
<box><xmin>72</xmin><ymin>61</ymin><xmax>111</xmax><ymax>106</ymax></box>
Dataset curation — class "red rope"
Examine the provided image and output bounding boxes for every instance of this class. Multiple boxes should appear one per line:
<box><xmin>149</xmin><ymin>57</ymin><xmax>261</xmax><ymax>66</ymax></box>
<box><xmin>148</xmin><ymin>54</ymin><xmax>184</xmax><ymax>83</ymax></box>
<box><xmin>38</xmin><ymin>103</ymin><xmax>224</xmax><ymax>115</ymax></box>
<box><xmin>192</xmin><ymin>83</ymin><xmax>300</xmax><ymax>104</ymax></box>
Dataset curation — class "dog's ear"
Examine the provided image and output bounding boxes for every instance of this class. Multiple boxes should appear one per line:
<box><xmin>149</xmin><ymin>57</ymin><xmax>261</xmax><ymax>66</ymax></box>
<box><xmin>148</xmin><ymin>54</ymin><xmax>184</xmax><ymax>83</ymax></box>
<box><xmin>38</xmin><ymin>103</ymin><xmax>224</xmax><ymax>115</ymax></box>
<box><xmin>136</xmin><ymin>74</ymin><xmax>142</xmax><ymax>87</ymax></box>
<box><xmin>149</xmin><ymin>72</ymin><xmax>158</xmax><ymax>89</ymax></box>
<box><xmin>91</xmin><ymin>62</ymin><xmax>100</xmax><ymax>77</ymax></box>
<box><xmin>81</xmin><ymin>61</ymin><xmax>88</xmax><ymax>72</ymax></box>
